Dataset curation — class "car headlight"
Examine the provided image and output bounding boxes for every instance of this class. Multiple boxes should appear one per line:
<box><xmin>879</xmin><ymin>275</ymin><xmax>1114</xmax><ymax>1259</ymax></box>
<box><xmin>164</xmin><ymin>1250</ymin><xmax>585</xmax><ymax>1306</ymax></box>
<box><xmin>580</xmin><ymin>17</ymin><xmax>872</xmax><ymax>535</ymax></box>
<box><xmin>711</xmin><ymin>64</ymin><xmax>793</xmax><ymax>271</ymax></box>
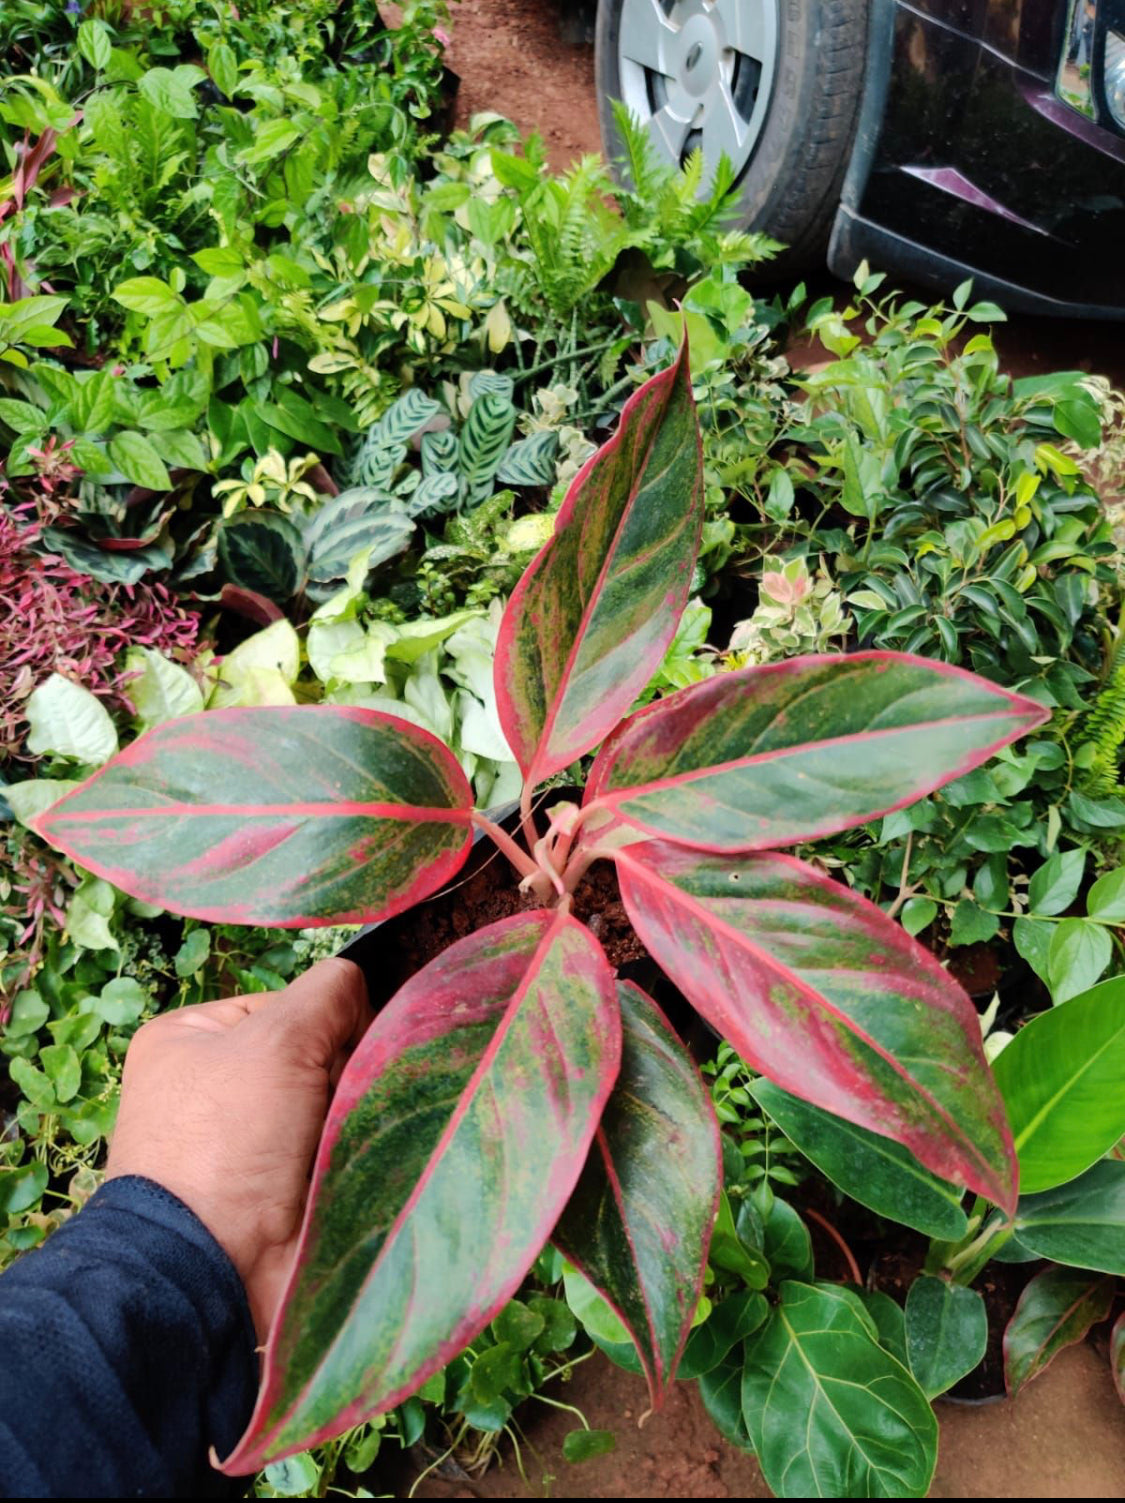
<box><xmin>1106</xmin><ymin>31</ymin><xmax>1125</xmax><ymax>130</ymax></box>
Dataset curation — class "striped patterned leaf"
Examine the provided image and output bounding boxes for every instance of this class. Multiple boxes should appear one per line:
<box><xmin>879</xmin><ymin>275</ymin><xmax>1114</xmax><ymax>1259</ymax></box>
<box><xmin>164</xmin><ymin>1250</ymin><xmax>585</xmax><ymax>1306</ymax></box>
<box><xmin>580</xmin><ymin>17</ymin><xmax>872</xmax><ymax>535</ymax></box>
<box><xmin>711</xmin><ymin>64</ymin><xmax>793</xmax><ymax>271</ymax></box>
<box><xmin>346</xmin><ymin>437</ymin><xmax>404</xmax><ymax>491</ymax></box>
<box><xmin>552</xmin><ymin>981</ymin><xmax>721</xmax><ymax>1404</ymax></box>
<box><xmin>406</xmin><ymin>471</ymin><xmax>460</xmax><ymax>517</ymax></box>
<box><xmin>370</xmin><ymin>388</ymin><xmax>442</xmax><ymax>449</ymax></box>
<box><xmin>221</xmin><ymin>910</ymin><xmax>621</xmax><ymax>1471</ymax></box>
<box><xmin>460</xmin><ymin>391</ymin><xmax>516</xmax><ymax>506</ymax></box>
<box><xmin>1003</xmin><ymin>1265</ymin><xmax>1114</xmax><ymax>1396</ymax></box>
<box><xmin>303</xmin><ymin>491</ymin><xmax>415</xmax><ymax>582</ymax></box>
<box><xmin>495</xmin><ymin>340</ymin><xmax>703</xmax><ymax>784</ymax></box>
<box><xmin>218</xmin><ymin>511</ymin><xmax>306</xmax><ymax>601</ymax></box>
<box><xmin>32</xmin><ymin>706</ymin><xmax>473</xmax><ymax>926</ymax></box>
<box><xmin>468</xmin><ymin>370</ymin><xmax>514</xmax><ymax>401</ymax></box>
<box><xmin>615</xmin><ymin>843</ymin><xmax>1018</xmax><ymax>1213</ymax></box>
<box><xmin>496</xmin><ymin>430</ymin><xmax>559</xmax><ymax>486</ymax></box>
<box><xmin>421</xmin><ymin>427</ymin><xmax>458</xmax><ymax>476</ymax></box>
<box><xmin>583</xmin><ymin>653</ymin><xmax>1049</xmax><ymax>851</ymax></box>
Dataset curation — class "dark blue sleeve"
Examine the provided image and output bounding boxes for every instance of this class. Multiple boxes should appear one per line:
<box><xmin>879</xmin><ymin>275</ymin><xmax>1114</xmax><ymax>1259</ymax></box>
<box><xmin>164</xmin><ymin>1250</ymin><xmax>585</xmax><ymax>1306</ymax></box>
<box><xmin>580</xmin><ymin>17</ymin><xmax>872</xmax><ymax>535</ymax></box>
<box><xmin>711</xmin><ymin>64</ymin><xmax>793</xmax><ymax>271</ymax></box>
<box><xmin>0</xmin><ymin>1175</ymin><xmax>257</xmax><ymax>1498</ymax></box>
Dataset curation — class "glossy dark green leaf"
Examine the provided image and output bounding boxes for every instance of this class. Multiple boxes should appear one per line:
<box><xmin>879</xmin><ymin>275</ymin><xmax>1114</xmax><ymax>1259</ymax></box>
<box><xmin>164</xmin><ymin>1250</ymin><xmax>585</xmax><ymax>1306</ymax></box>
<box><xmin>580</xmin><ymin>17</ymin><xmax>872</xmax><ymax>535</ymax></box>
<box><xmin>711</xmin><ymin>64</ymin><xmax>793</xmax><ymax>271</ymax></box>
<box><xmin>698</xmin><ymin>1351</ymin><xmax>753</xmax><ymax>1451</ymax></box>
<box><xmin>223</xmin><ymin>912</ymin><xmax>621</xmax><ymax>1470</ymax></box>
<box><xmin>759</xmin><ymin>1194</ymin><xmax>813</xmax><ymax>1283</ymax></box>
<box><xmin>1003</xmin><ymin>1265</ymin><xmax>1114</xmax><ymax>1397</ymax></box>
<box><xmin>852</xmin><ymin>1290</ymin><xmax>908</xmax><ymax>1368</ymax></box>
<box><xmin>678</xmin><ymin>1290</ymin><xmax>769</xmax><ymax>1381</ymax></box>
<box><xmin>1015</xmin><ymin>1160</ymin><xmax>1125</xmax><ymax>1274</ymax></box>
<box><xmin>218</xmin><ymin>511</ymin><xmax>305</xmax><ymax>601</ymax></box>
<box><xmin>992</xmin><ymin>977</ymin><xmax>1125</xmax><ymax>1192</ymax></box>
<box><xmin>752</xmin><ymin>1080</ymin><xmax>970</xmax><ymax>1240</ymax></box>
<box><xmin>495</xmin><ymin>340</ymin><xmax>702</xmax><ymax>783</ymax></box>
<box><xmin>904</xmin><ymin>1275</ymin><xmax>987</xmax><ymax>1398</ymax></box>
<box><xmin>34</xmin><ymin>706</ymin><xmax>473</xmax><ymax>926</ymax></box>
<box><xmin>708</xmin><ymin>1190</ymin><xmax>769</xmax><ymax>1289</ymax></box>
<box><xmin>553</xmin><ymin>981</ymin><xmax>721</xmax><ymax>1402</ymax></box>
<box><xmin>741</xmin><ymin>1282</ymin><xmax>937</xmax><ymax>1498</ymax></box>
<box><xmin>617</xmin><ymin>845</ymin><xmax>1018</xmax><ymax>1213</ymax></box>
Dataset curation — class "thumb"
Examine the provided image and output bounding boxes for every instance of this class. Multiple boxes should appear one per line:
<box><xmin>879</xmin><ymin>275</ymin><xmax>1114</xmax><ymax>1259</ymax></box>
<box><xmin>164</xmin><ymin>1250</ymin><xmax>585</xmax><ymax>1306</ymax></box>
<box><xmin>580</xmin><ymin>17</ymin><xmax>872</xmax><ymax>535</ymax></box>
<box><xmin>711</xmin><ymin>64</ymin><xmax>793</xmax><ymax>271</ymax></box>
<box><xmin>248</xmin><ymin>957</ymin><xmax>372</xmax><ymax>1068</ymax></box>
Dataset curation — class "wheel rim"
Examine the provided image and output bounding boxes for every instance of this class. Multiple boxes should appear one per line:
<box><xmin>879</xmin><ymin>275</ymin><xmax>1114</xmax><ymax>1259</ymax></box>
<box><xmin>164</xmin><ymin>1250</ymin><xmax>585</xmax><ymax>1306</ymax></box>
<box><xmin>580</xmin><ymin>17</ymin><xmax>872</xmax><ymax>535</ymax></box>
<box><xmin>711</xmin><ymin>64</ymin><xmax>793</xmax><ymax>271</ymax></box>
<box><xmin>616</xmin><ymin>0</ymin><xmax>779</xmax><ymax>185</ymax></box>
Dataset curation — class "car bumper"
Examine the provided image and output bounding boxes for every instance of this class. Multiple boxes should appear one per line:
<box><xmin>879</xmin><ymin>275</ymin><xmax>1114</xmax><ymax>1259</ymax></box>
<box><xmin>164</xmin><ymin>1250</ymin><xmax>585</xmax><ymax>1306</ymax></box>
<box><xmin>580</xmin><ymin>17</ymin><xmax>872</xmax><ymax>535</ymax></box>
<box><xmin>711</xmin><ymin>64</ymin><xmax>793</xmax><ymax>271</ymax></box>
<box><xmin>829</xmin><ymin>0</ymin><xmax>1125</xmax><ymax>317</ymax></box>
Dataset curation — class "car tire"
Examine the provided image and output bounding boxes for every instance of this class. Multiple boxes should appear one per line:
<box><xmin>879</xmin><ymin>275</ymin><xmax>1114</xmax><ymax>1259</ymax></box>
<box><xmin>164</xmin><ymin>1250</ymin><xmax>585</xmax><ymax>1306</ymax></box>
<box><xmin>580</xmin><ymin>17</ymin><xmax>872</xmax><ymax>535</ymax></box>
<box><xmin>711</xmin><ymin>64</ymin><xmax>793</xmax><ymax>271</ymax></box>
<box><xmin>596</xmin><ymin>0</ymin><xmax>869</xmax><ymax>267</ymax></box>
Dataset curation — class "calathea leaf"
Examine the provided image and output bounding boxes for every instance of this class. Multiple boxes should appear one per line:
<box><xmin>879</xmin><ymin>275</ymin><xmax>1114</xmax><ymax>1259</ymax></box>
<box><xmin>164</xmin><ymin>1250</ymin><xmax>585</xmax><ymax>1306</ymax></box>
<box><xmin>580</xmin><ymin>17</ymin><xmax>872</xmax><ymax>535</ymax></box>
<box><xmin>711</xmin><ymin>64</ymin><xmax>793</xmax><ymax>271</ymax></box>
<box><xmin>421</xmin><ymin>427</ymin><xmax>458</xmax><ymax>475</ymax></box>
<box><xmin>220</xmin><ymin>910</ymin><xmax>621</xmax><ymax>1471</ymax></box>
<box><xmin>751</xmin><ymin>1080</ymin><xmax>970</xmax><ymax>1241</ymax></box>
<box><xmin>741</xmin><ymin>1282</ymin><xmax>937</xmax><ymax>1498</ymax></box>
<box><xmin>904</xmin><ymin>1275</ymin><xmax>987</xmax><ymax>1398</ymax></box>
<box><xmin>1014</xmin><ymin>1160</ymin><xmax>1125</xmax><ymax>1274</ymax></box>
<box><xmin>302</xmin><ymin>490</ymin><xmax>415</xmax><ymax>583</ymax></box>
<box><xmin>370</xmin><ymin>388</ymin><xmax>442</xmax><ymax>449</ymax></box>
<box><xmin>495</xmin><ymin>339</ymin><xmax>703</xmax><ymax>783</ymax></box>
<box><xmin>581</xmin><ymin>652</ymin><xmax>1048</xmax><ymax>851</ymax></box>
<box><xmin>218</xmin><ymin>510</ymin><xmax>306</xmax><ymax>601</ymax></box>
<box><xmin>615</xmin><ymin>844</ymin><xmax>1017</xmax><ymax>1212</ymax></box>
<box><xmin>496</xmin><ymin>430</ymin><xmax>559</xmax><ymax>486</ymax></box>
<box><xmin>406</xmin><ymin>472</ymin><xmax>460</xmax><ymax>517</ymax></box>
<box><xmin>33</xmin><ymin>706</ymin><xmax>473</xmax><ymax>926</ymax></box>
<box><xmin>1003</xmin><ymin>1265</ymin><xmax>1114</xmax><ymax>1397</ymax></box>
<box><xmin>459</xmin><ymin>390</ymin><xmax>516</xmax><ymax>505</ymax></box>
<box><xmin>552</xmin><ymin>981</ymin><xmax>721</xmax><ymax>1404</ymax></box>
<box><xmin>992</xmin><ymin>976</ymin><xmax>1125</xmax><ymax>1192</ymax></box>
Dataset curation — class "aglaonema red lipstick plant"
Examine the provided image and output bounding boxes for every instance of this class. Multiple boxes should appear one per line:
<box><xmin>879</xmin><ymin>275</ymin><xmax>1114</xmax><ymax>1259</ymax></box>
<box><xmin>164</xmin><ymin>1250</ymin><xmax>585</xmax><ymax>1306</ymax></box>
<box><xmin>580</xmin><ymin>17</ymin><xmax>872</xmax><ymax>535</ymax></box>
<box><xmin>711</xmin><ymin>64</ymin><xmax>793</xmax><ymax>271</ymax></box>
<box><xmin>34</xmin><ymin>341</ymin><xmax>1049</xmax><ymax>1474</ymax></box>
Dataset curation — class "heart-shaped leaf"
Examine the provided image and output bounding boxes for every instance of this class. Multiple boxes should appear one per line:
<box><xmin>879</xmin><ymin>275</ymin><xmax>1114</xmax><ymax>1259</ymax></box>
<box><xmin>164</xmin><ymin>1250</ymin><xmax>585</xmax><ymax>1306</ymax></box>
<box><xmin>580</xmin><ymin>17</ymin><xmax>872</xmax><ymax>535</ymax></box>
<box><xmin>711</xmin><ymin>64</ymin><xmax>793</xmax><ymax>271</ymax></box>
<box><xmin>751</xmin><ymin>1080</ymin><xmax>970</xmax><ymax>1241</ymax></box>
<box><xmin>1003</xmin><ymin>1265</ymin><xmax>1114</xmax><ymax>1397</ymax></box>
<box><xmin>495</xmin><ymin>338</ymin><xmax>703</xmax><ymax>784</ymax></box>
<box><xmin>582</xmin><ymin>653</ymin><xmax>1048</xmax><ymax>851</ymax></box>
<box><xmin>616</xmin><ymin>844</ymin><xmax>1017</xmax><ymax>1212</ymax></box>
<box><xmin>222</xmin><ymin>910</ymin><xmax>621</xmax><ymax>1471</ymax></box>
<box><xmin>1015</xmin><ymin>1160</ymin><xmax>1125</xmax><ymax>1274</ymax></box>
<box><xmin>552</xmin><ymin>980</ymin><xmax>721</xmax><ymax>1404</ymax></box>
<box><xmin>33</xmin><ymin>706</ymin><xmax>473</xmax><ymax>926</ymax></box>
<box><xmin>741</xmin><ymin>1282</ymin><xmax>937</xmax><ymax>1498</ymax></box>
<box><xmin>904</xmin><ymin>1275</ymin><xmax>987</xmax><ymax>1398</ymax></box>
<box><xmin>678</xmin><ymin>1290</ymin><xmax>769</xmax><ymax>1381</ymax></box>
<box><xmin>992</xmin><ymin>976</ymin><xmax>1125</xmax><ymax>1192</ymax></box>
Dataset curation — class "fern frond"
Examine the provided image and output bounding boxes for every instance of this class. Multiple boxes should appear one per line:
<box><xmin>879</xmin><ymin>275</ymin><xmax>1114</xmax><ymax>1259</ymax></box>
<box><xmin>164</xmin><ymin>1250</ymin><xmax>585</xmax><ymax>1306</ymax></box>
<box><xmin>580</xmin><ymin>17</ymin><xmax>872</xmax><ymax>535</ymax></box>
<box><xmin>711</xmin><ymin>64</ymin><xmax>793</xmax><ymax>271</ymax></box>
<box><xmin>1078</xmin><ymin>640</ymin><xmax>1125</xmax><ymax>795</ymax></box>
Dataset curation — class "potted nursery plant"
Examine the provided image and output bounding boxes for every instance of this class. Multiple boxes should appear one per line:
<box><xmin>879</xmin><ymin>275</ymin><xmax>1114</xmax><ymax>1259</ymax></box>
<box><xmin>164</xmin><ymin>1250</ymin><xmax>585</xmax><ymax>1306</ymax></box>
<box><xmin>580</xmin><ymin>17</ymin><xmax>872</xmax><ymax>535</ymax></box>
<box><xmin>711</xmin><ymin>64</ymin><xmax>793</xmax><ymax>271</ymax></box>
<box><xmin>33</xmin><ymin>342</ymin><xmax>1051</xmax><ymax>1488</ymax></box>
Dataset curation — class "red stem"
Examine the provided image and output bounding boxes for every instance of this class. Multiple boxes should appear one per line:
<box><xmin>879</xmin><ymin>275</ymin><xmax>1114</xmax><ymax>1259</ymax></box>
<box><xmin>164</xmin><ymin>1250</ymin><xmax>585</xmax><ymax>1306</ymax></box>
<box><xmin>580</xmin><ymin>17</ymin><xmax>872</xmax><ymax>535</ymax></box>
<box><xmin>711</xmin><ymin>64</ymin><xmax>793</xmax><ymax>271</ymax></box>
<box><xmin>804</xmin><ymin>1207</ymin><xmax>863</xmax><ymax>1286</ymax></box>
<box><xmin>469</xmin><ymin>810</ymin><xmax>540</xmax><ymax>883</ymax></box>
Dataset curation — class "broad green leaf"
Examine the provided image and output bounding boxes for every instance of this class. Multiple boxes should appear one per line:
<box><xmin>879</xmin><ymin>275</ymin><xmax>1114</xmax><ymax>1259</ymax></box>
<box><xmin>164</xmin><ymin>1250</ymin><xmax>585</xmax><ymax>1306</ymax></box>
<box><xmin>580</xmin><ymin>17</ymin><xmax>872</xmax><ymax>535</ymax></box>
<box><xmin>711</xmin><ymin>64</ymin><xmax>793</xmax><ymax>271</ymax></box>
<box><xmin>904</xmin><ymin>1275</ymin><xmax>987</xmax><ymax>1398</ymax></box>
<box><xmin>562</xmin><ymin>1428</ymin><xmax>616</xmax><ymax>1463</ymax></box>
<box><xmin>1028</xmin><ymin>848</ymin><xmax>1086</xmax><ymax>915</ymax></box>
<box><xmin>709</xmin><ymin>1189</ymin><xmax>769</xmax><ymax>1289</ymax></box>
<box><xmin>752</xmin><ymin>1080</ymin><xmax>970</xmax><ymax>1240</ymax></box>
<box><xmin>34</xmin><ymin>706</ymin><xmax>473</xmax><ymax>926</ymax></box>
<box><xmin>112</xmin><ymin>278</ymin><xmax>179</xmax><ymax>315</ymax></box>
<box><xmin>561</xmin><ymin>1262</ymin><xmax>642</xmax><ymax>1370</ymax></box>
<box><xmin>125</xmin><ymin>647</ymin><xmax>204</xmax><ymax>727</ymax></box>
<box><xmin>1086</xmin><ymin>866</ymin><xmax>1125</xmax><ymax>922</ymax></box>
<box><xmin>583</xmin><ymin>653</ymin><xmax>1047</xmax><ymax>851</ymax></box>
<box><xmin>208</xmin><ymin>42</ymin><xmax>239</xmax><ymax>98</ymax></box>
<box><xmin>26</xmin><ymin>673</ymin><xmax>118</xmax><ymax>764</ymax></box>
<box><xmin>40</xmin><ymin>1043</ymin><xmax>81</xmax><ymax>1102</ymax></box>
<box><xmin>0</xmin><ymin>1162</ymin><xmax>48</xmax><ymax>1216</ymax></box>
<box><xmin>66</xmin><ymin>876</ymin><xmax>118</xmax><ymax>951</ymax></box>
<box><xmin>92</xmin><ymin>977</ymin><xmax>147</xmax><ymax>1026</ymax></box>
<box><xmin>678</xmin><ymin>1290</ymin><xmax>769</xmax><ymax>1381</ymax></box>
<box><xmin>108</xmin><ymin>430</ymin><xmax>172</xmax><ymax>491</ymax></box>
<box><xmin>1048</xmin><ymin>918</ymin><xmax>1112</xmax><ymax>1003</ymax></box>
<box><xmin>1015</xmin><ymin>1161</ymin><xmax>1125</xmax><ymax>1274</ymax></box>
<box><xmin>220</xmin><ymin>912</ymin><xmax>620</xmax><ymax>1470</ymax></box>
<box><xmin>553</xmin><ymin>982</ymin><xmax>721</xmax><ymax>1401</ymax></box>
<box><xmin>698</xmin><ymin>1352</ymin><xmax>753</xmax><ymax>1450</ymax></box>
<box><xmin>759</xmin><ymin>1195</ymin><xmax>813</xmax><ymax>1283</ymax></box>
<box><xmin>993</xmin><ymin>977</ymin><xmax>1125</xmax><ymax>1192</ymax></box>
<box><xmin>1013</xmin><ymin>915</ymin><xmax>1053</xmax><ymax>986</ymax></box>
<box><xmin>210</xmin><ymin>620</ymin><xmax>301</xmax><ymax>709</ymax></box>
<box><xmin>852</xmin><ymin>1289</ymin><xmax>908</xmax><ymax>1367</ymax></box>
<box><xmin>78</xmin><ymin>18</ymin><xmax>112</xmax><ymax>71</ymax></box>
<box><xmin>741</xmin><ymin>1282</ymin><xmax>937</xmax><ymax>1498</ymax></box>
<box><xmin>495</xmin><ymin>340</ymin><xmax>703</xmax><ymax>783</ymax></box>
<box><xmin>174</xmin><ymin>929</ymin><xmax>211</xmax><ymax>979</ymax></box>
<box><xmin>240</xmin><ymin>119</ymin><xmax>303</xmax><ymax>163</ymax></box>
<box><xmin>1003</xmin><ymin>1265</ymin><xmax>1113</xmax><ymax>1397</ymax></box>
<box><xmin>616</xmin><ymin>845</ymin><xmax>1017</xmax><ymax>1213</ymax></box>
<box><xmin>900</xmin><ymin>896</ymin><xmax>937</xmax><ymax>937</ymax></box>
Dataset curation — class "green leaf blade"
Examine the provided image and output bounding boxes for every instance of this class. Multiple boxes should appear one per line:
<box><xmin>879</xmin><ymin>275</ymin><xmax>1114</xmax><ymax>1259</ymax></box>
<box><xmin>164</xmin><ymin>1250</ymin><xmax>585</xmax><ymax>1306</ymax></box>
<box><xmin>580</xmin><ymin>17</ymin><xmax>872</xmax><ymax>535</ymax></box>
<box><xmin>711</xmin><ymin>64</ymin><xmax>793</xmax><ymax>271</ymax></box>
<box><xmin>904</xmin><ymin>1275</ymin><xmax>987</xmax><ymax>1398</ymax></box>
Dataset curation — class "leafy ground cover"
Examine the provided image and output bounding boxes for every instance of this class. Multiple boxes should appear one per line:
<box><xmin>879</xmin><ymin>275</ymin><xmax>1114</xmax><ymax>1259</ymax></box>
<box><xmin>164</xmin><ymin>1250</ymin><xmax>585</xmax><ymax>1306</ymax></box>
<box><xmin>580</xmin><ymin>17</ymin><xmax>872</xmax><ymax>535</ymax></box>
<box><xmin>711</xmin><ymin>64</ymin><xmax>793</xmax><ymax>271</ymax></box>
<box><xmin>3</xmin><ymin>4</ymin><xmax>1125</xmax><ymax>1498</ymax></box>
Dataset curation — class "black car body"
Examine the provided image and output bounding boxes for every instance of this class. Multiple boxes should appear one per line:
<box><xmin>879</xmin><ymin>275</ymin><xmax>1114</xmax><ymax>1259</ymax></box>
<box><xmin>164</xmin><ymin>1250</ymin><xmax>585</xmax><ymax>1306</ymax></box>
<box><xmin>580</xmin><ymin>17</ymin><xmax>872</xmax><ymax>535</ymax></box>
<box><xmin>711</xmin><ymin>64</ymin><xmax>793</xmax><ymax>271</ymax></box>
<box><xmin>831</xmin><ymin>0</ymin><xmax>1125</xmax><ymax>316</ymax></box>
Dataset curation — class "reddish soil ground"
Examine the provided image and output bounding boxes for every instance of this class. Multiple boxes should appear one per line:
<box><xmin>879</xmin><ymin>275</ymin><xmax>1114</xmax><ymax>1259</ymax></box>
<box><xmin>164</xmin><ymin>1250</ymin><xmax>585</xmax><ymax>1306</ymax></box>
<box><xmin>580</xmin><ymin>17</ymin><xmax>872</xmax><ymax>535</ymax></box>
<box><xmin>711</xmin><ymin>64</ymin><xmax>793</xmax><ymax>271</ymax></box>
<box><xmin>391</xmin><ymin>5</ymin><xmax>1125</xmax><ymax>1496</ymax></box>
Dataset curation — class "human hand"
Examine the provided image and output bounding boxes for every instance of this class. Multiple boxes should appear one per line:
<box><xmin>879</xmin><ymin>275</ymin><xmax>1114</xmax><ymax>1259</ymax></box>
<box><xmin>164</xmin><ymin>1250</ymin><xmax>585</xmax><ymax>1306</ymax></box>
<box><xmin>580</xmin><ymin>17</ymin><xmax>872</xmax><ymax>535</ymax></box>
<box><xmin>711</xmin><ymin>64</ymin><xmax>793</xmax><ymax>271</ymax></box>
<box><xmin>106</xmin><ymin>958</ymin><xmax>371</xmax><ymax>1343</ymax></box>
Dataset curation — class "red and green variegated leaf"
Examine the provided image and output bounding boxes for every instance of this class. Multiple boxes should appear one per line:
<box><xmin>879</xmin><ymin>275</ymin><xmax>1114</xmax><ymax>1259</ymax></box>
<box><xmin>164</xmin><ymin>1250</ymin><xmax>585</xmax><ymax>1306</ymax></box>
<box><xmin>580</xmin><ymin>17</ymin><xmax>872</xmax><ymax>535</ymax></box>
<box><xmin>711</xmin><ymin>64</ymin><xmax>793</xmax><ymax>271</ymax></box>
<box><xmin>222</xmin><ymin>910</ymin><xmax>621</xmax><ymax>1473</ymax></box>
<box><xmin>1003</xmin><ymin>1265</ymin><xmax>1115</xmax><ymax>1398</ymax></box>
<box><xmin>494</xmin><ymin>338</ymin><xmax>703</xmax><ymax>784</ymax></box>
<box><xmin>32</xmin><ymin>706</ymin><xmax>472</xmax><ymax>927</ymax></box>
<box><xmin>615</xmin><ymin>843</ymin><xmax>1018</xmax><ymax>1213</ymax></box>
<box><xmin>581</xmin><ymin>652</ymin><xmax>1048</xmax><ymax>852</ymax></box>
<box><xmin>552</xmin><ymin>981</ymin><xmax>721</xmax><ymax>1405</ymax></box>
